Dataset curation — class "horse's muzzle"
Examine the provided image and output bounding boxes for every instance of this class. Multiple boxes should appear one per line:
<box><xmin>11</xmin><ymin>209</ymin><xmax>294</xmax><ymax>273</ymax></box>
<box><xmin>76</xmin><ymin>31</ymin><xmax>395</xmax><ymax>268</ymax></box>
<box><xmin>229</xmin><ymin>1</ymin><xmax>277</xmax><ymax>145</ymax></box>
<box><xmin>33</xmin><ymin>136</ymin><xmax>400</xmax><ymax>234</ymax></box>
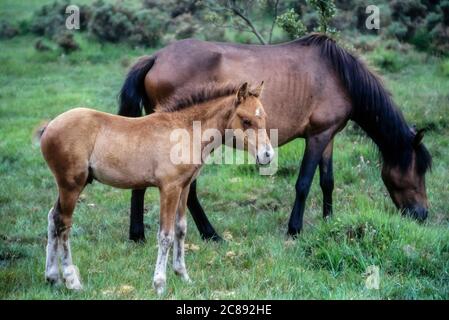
<box><xmin>404</xmin><ymin>206</ymin><xmax>428</xmax><ymax>222</ymax></box>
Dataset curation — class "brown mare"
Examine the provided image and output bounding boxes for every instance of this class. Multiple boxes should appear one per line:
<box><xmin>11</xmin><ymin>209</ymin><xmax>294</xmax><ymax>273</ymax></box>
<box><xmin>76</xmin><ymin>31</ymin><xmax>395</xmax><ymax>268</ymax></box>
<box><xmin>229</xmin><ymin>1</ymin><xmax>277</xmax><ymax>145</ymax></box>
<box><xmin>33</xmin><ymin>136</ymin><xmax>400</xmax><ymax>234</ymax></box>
<box><xmin>119</xmin><ymin>34</ymin><xmax>432</xmax><ymax>242</ymax></box>
<box><xmin>39</xmin><ymin>83</ymin><xmax>273</xmax><ymax>294</ymax></box>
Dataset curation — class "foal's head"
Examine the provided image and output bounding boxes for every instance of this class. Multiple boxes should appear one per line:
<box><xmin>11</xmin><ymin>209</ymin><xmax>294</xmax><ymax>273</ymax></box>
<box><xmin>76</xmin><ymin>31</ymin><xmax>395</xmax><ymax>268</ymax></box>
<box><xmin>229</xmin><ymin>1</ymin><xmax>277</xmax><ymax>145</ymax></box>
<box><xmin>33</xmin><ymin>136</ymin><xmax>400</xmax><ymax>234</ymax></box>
<box><xmin>381</xmin><ymin>129</ymin><xmax>432</xmax><ymax>221</ymax></box>
<box><xmin>228</xmin><ymin>82</ymin><xmax>274</xmax><ymax>165</ymax></box>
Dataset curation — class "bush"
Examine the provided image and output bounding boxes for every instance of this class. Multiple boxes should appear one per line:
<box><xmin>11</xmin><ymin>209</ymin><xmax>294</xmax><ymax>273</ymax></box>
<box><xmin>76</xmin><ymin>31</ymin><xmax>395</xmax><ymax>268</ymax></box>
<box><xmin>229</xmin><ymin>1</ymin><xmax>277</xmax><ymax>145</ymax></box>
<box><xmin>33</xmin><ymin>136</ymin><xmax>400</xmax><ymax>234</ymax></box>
<box><xmin>0</xmin><ymin>21</ymin><xmax>19</xmax><ymax>39</ymax></box>
<box><xmin>88</xmin><ymin>2</ymin><xmax>135</xmax><ymax>43</ymax></box>
<box><xmin>30</xmin><ymin>0</ymin><xmax>91</xmax><ymax>37</ymax></box>
<box><xmin>370</xmin><ymin>48</ymin><xmax>406</xmax><ymax>73</ymax></box>
<box><xmin>439</xmin><ymin>58</ymin><xmax>449</xmax><ymax>77</ymax></box>
<box><xmin>276</xmin><ymin>9</ymin><xmax>306</xmax><ymax>39</ymax></box>
<box><xmin>388</xmin><ymin>0</ymin><xmax>449</xmax><ymax>54</ymax></box>
<box><xmin>88</xmin><ymin>2</ymin><xmax>171</xmax><ymax>47</ymax></box>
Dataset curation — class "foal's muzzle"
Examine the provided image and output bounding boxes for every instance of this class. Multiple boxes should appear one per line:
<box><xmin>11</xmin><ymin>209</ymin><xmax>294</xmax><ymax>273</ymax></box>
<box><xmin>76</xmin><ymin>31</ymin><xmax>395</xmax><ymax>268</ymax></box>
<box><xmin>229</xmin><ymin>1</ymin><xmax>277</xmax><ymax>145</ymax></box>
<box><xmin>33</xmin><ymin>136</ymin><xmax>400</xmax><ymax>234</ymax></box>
<box><xmin>256</xmin><ymin>144</ymin><xmax>274</xmax><ymax>165</ymax></box>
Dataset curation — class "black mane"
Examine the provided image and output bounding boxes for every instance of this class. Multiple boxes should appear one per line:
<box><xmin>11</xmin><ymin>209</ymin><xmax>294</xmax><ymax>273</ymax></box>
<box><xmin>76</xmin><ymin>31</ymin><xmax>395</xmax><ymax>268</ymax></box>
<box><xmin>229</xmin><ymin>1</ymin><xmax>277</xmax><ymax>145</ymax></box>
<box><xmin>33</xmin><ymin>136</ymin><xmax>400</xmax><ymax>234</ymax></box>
<box><xmin>159</xmin><ymin>83</ymin><xmax>239</xmax><ymax>113</ymax></box>
<box><xmin>298</xmin><ymin>33</ymin><xmax>431</xmax><ymax>173</ymax></box>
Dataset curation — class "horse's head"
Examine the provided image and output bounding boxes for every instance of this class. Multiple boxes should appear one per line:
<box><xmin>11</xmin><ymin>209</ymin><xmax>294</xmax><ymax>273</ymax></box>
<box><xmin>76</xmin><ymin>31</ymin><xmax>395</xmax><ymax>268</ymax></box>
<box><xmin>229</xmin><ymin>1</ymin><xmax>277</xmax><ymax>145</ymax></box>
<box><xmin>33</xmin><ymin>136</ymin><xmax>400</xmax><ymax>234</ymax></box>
<box><xmin>227</xmin><ymin>82</ymin><xmax>274</xmax><ymax>165</ymax></box>
<box><xmin>381</xmin><ymin>129</ymin><xmax>432</xmax><ymax>221</ymax></box>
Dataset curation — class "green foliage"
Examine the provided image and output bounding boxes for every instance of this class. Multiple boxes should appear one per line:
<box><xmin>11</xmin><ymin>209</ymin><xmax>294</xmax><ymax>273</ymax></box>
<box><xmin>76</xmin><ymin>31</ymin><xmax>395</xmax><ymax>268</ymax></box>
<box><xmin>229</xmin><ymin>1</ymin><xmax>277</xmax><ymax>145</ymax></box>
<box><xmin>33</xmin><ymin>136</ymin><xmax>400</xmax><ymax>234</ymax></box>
<box><xmin>370</xmin><ymin>47</ymin><xmax>407</xmax><ymax>73</ymax></box>
<box><xmin>276</xmin><ymin>9</ymin><xmax>306</xmax><ymax>39</ymax></box>
<box><xmin>439</xmin><ymin>58</ymin><xmax>449</xmax><ymax>77</ymax></box>
<box><xmin>388</xmin><ymin>0</ymin><xmax>449</xmax><ymax>55</ymax></box>
<box><xmin>0</xmin><ymin>20</ymin><xmax>19</xmax><ymax>39</ymax></box>
<box><xmin>29</xmin><ymin>0</ymin><xmax>91</xmax><ymax>37</ymax></box>
<box><xmin>307</xmin><ymin>0</ymin><xmax>337</xmax><ymax>33</ymax></box>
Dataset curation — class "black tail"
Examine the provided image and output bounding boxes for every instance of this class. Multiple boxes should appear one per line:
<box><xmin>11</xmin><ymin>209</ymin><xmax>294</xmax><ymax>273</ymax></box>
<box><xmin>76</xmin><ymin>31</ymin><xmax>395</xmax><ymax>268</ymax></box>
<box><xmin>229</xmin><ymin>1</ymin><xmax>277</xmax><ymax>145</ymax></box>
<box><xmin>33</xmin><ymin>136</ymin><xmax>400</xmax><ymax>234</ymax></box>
<box><xmin>299</xmin><ymin>34</ymin><xmax>431</xmax><ymax>173</ymax></box>
<box><xmin>118</xmin><ymin>55</ymin><xmax>156</xmax><ymax>117</ymax></box>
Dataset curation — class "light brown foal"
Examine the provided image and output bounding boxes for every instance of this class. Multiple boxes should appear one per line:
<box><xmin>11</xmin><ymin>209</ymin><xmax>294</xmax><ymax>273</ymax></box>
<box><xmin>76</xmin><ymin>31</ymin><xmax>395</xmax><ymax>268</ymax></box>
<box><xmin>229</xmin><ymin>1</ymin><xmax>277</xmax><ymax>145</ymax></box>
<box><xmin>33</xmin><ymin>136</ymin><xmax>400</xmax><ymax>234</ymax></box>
<box><xmin>39</xmin><ymin>82</ymin><xmax>273</xmax><ymax>294</ymax></box>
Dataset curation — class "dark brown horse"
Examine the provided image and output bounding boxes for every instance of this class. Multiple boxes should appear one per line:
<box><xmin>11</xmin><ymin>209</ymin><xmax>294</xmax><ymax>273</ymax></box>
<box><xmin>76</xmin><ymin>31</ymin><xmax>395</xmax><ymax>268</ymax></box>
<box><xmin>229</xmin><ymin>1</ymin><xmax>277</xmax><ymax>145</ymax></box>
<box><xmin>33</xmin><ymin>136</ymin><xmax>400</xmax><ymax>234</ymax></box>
<box><xmin>119</xmin><ymin>34</ymin><xmax>432</xmax><ymax>242</ymax></box>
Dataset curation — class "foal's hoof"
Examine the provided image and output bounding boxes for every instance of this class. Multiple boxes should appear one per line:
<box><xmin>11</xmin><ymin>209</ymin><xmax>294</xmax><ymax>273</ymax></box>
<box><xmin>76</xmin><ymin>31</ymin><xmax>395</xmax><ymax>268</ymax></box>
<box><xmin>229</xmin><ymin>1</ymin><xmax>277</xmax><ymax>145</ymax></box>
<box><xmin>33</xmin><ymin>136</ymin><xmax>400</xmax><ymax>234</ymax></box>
<box><xmin>175</xmin><ymin>269</ymin><xmax>192</xmax><ymax>283</ymax></box>
<box><xmin>153</xmin><ymin>277</ymin><xmax>166</xmax><ymax>296</ymax></box>
<box><xmin>45</xmin><ymin>274</ymin><xmax>61</xmax><ymax>286</ymax></box>
<box><xmin>63</xmin><ymin>265</ymin><xmax>83</xmax><ymax>290</ymax></box>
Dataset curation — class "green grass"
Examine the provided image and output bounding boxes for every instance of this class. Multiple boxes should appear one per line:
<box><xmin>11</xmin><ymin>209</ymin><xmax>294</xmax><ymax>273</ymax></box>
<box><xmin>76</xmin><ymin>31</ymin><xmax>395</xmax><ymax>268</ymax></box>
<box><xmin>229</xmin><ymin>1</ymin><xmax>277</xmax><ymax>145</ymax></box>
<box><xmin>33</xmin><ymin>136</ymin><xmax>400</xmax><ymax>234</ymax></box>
<box><xmin>1</xmin><ymin>32</ymin><xmax>448</xmax><ymax>299</ymax></box>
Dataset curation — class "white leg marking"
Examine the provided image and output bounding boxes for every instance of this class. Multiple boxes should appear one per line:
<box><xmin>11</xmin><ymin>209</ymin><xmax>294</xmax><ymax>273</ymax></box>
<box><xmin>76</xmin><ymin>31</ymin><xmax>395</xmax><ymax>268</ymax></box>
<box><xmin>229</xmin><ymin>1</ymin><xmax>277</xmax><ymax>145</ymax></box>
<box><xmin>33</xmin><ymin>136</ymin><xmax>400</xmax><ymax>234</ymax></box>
<box><xmin>173</xmin><ymin>213</ymin><xmax>190</xmax><ymax>282</ymax></box>
<box><xmin>45</xmin><ymin>208</ymin><xmax>60</xmax><ymax>284</ymax></box>
<box><xmin>58</xmin><ymin>229</ymin><xmax>82</xmax><ymax>290</ymax></box>
<box><xmin>153</xmin><ymin>230</ymin><xmax>174</xmax><ymax>295</ymax></box>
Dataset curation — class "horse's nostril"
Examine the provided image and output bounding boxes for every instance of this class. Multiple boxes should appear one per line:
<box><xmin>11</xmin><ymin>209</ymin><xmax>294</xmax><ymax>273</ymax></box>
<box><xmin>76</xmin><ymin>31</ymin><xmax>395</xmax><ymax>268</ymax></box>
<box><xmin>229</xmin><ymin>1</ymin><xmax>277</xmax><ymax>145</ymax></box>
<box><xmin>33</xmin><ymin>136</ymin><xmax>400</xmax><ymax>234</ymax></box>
<box><xmin>265</xmin><ymin>151</ymin><xmax>270</xmax><ymax>158</ymax></box>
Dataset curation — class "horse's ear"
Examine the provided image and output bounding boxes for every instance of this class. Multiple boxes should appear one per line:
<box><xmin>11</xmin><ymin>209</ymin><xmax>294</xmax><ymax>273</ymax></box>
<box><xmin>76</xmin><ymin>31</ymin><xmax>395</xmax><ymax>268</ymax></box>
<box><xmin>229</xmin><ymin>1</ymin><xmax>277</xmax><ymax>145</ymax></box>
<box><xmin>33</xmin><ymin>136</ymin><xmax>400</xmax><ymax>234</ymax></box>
<box><xmin>413</xmin><ymin>129</ymin><xmax>425</xmax><ymax>147</ymax></box>
<box><xmin>251</xmin><ymin>81</ymin><xmax>264</xmax><ymax>97</ymax></box>
<box><xmin>236</xmin><ymin>82</ymin><xmax>249</xmax><ymax>104</ymax></box>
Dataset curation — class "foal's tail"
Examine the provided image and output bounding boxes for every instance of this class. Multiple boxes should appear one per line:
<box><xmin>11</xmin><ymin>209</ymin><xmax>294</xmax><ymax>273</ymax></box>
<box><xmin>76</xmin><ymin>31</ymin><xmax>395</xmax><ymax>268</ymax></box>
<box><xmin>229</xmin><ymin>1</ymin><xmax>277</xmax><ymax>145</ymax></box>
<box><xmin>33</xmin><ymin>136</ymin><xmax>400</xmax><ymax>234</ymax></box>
<box><xmin>118</xmin><ymin>55</ymin><xmax>156</xmax><ymax>117</ymax></box>
<box><xmin>32</xmin><ymin>120</ymin><xmax>50</xmax><ymax>146</ymax></box>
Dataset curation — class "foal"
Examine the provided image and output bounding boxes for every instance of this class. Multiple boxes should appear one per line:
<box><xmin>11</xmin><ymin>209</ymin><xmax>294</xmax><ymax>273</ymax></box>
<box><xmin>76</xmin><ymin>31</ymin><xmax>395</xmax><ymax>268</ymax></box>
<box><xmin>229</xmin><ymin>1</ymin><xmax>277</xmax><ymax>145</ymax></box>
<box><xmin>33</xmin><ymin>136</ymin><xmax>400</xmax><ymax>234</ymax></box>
<box><xmin>40</xmin><ymin>82</ymin><xmax>273</xmax><ymax>294</ymax></box>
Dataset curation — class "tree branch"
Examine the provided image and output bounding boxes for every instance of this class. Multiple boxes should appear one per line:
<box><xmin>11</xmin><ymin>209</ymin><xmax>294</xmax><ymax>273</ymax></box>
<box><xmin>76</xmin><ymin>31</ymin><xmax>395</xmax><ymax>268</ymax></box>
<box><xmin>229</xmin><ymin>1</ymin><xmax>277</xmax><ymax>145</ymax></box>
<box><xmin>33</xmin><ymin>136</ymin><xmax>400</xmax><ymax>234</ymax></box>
<box><xmin>229</xmin><ymin>1</ymin><xmax>267</xmax><ymax>45</ymax></box>
<box><xmin>268</xmin><ymin>0</ymin><xmax>280</xmax><ymax>44</ymax></box>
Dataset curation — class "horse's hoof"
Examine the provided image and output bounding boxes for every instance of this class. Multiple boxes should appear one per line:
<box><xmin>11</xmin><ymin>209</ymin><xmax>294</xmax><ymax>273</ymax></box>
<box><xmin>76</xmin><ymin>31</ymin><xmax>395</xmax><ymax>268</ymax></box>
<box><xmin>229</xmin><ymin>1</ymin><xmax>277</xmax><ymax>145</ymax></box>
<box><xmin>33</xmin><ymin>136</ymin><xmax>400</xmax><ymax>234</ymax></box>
<box><xmin>201</xmin><ymin>233</ymin><xmax>223</xmax><ymax>242</ymax></box>
<box><xmin>129</xmin><ymin>232</ymin><xmax>146</xmax><ymax>243</ymax></box>
<box><xmin>287</xmin><ymin>227</ymin><xmax>301</xmax><ymax>238</ymax></box>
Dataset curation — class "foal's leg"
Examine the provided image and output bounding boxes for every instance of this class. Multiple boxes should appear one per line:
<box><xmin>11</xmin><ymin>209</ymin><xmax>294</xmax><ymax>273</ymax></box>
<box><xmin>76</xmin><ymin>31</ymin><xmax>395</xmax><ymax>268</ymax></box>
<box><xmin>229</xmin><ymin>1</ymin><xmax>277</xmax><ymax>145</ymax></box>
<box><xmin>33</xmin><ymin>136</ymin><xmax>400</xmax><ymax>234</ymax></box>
<box><xmin>319</xmin><ymin>140</ymin><xmax>334</xmax><ymax>219</ymax></box>
<box><xmin>173</xmin><ymin>186</ymin><xmax>191</xmax><ymax>282</ymax></box>
<box><xmin>288</xmin><ymin>132</ymin><xmax>334</xmax><ymax>237</ymax></box>
<box><xmin>129</xmin><ymin>188</ymin><xmax>146</xmax><ymax>242</ymax></box>
<box><xmin>153</xmin><ymin>186</ymin><xmax>182</xmax><ymax>295</ymax></box>
<box><xmin>187</xmin><ymin>180</ymin><xmax>222</xmax><ymax>242</ymax></box>
<box><xmin>45</xmin><ymin>205</ymin><xmax>61</xmax><ymax>285</ymax></box>
<box><xmin>56</xmin><ymin>186</ymin><xmax>84</xmax><ymax>290</ymax></box>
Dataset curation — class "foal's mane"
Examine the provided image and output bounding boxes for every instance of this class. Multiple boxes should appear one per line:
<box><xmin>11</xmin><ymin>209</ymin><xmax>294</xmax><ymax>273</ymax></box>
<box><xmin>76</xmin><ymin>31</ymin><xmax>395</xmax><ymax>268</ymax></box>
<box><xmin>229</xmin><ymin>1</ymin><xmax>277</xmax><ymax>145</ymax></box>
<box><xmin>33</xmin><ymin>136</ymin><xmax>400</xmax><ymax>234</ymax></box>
<box><xmin>297</xmin><ymin>33</ymin><xmax>432</xmax><ymax>174</ymax></box>
<box><xmin>157</xmin><ymin>84</ymin><xmax>239</xmax><ymax>113</ymax></box>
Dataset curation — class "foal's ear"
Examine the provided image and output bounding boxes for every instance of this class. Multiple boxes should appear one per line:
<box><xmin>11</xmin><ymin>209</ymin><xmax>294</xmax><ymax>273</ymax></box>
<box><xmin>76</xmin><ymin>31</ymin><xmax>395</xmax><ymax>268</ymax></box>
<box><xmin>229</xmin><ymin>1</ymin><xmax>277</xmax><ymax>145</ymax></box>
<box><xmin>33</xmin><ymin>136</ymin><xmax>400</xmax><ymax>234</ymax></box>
<box><xmin>236</xmin><ymin>82</ymin><xmax>249</xmax><ymax>104</ymax></box>
<box><xmin>251</xmin><ymin>81</ymin><xmax>264</xmax><ymax>97</ymax></box>
<box><xmin>413</xmin><ymin>129</ymin><xmax>425</xmax><ymax>147</ymax></box>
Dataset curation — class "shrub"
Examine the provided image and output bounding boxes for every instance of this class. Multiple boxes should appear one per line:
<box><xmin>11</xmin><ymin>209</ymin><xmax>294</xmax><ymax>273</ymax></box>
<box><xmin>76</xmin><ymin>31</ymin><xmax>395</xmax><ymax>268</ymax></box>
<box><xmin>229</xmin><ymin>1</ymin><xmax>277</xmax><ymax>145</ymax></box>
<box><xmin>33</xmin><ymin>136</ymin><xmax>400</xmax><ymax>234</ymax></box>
<box><xmin>30</xmin><ymin>0</ymin><xmax>91</xmax><ymax>37</ymax></box>
<box><xmin>370</xmin><ymin>48</ymin><xmax>406</xmax><ymax>73</ymax></box>
<box><xmin>276</xmin><ymin>9</ymin><xmax>306</xmax><ymax>40</ymax></box>
<box><xmin>439</xmin><ymin>58</ymin><xmax>449</xmax><ymax>77</ymax></box>
<box><xmin>0</xmin><ymin>21</ymin><xmax>19</xmax><ymax>39</ymax></box>
<box><xmin>88</xmin><ymin>2</ymin><xmax>135</xmax><ymax>43</ymax></box>
<box><xmin>128</xmin><ymin>9</ymin><xmax>169</xmax><ymax>46</ymax></box>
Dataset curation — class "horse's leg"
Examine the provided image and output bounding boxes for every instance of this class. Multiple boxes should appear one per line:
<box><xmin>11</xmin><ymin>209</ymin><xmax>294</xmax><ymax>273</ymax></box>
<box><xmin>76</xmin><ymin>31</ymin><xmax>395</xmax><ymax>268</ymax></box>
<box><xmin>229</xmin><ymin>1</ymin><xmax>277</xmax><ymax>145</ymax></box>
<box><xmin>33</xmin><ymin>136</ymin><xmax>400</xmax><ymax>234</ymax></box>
<box><xmin>187</xmin><ymin>180</ymin><xmax>222</xmax><ymax>242</ymax></box>
<box><xmin>129</xmin><ymin>188</ymin><xmax>146</xmax><ymax>242</ymax></box>
<box><xmin>153</xmin><ymin>186</ymin><xmax>182</xmax><ymax>295</ymax></box>
<box><xmin>288</xmin><ymin>132</ymin><xmax>334</xmax><ymax>237</ymax></box>
<box><xmin>173</xmin><ymin>185</ymin><xmax>191</xmax><ymax>282</ymax></box>
<box><xmin>319</xmin><ymin>140</ymin><xmax>334</xmax><ymax>219</ymax></box>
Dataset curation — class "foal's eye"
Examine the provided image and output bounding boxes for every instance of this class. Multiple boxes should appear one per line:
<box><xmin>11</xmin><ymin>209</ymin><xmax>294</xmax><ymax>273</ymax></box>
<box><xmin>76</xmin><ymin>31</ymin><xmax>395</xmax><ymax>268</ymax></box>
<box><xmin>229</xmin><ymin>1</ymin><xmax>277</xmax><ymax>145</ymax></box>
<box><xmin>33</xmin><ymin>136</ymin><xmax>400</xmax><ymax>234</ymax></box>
<box><xmin>242</xmin><ymin>119</ymin><xmax>252</xmax><ymax>128</ymax></box>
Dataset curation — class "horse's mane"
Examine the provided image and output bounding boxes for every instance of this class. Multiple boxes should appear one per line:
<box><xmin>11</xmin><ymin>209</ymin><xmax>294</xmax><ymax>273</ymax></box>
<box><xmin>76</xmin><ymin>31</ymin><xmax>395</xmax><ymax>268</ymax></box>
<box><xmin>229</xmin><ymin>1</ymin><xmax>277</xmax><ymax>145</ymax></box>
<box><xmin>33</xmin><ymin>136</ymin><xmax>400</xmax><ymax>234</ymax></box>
<box><xmin>157</xmin><ymin>83</ymin><xmax>239</xmax><ymax>113</ymax></box>
<box><xmin>297</xmin><ymin>33</ymin><xmax>432</xmax><ymax>174</ymax></box>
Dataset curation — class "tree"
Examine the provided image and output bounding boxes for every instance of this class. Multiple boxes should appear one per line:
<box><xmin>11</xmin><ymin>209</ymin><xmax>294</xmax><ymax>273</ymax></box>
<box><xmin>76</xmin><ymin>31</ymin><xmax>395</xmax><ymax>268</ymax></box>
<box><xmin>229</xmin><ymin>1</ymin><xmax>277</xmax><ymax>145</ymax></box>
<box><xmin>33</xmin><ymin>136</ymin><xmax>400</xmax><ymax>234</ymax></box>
<box><xmin>202</xmin><ymin>0</ymin><xmax>337</xmax><ymax>45</ymax></box>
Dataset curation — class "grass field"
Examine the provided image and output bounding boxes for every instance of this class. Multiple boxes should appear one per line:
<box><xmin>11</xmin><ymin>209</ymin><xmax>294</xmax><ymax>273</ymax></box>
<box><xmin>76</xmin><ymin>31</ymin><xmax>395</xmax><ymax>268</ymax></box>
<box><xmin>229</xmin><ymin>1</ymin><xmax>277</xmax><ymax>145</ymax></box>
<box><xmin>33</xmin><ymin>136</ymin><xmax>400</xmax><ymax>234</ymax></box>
<box><xmin>1</xmin><ymin>21</ymin><xmax>449</xmax><ymax>299</ymax></box>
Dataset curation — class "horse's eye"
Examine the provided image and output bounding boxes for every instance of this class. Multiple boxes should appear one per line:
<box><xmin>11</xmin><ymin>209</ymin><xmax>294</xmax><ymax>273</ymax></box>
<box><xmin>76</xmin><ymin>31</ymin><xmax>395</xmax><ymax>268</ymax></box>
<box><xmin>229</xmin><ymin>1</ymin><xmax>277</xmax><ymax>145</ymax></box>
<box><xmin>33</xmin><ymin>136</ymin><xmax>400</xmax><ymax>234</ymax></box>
<box><xmin>242</xmin><ymin>119</ymin><xmax>251</xmax><ymax>127</ymax></box>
